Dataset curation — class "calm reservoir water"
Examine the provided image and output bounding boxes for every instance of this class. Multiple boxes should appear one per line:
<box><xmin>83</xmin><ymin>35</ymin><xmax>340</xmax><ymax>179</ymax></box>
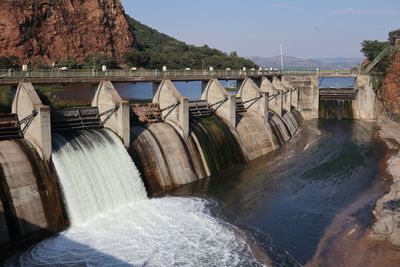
<box><xmin>171</xmin><ymin>119</ymin><xmax>387</xmax><ymax>264</ymax></box>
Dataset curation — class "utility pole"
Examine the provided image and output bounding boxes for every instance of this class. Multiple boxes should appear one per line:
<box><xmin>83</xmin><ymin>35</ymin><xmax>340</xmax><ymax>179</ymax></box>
<box><xmin>280</xmin><ymin>45</ymin><xmax>284</xmax><ymax>72</ymax></box>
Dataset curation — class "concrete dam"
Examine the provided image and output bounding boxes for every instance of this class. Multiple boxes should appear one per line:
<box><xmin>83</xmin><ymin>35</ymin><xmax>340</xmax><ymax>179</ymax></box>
<box><xmin>0</xmin><ymin>72</ymin><xmax>381</xmax><ymax>263</ymax></box>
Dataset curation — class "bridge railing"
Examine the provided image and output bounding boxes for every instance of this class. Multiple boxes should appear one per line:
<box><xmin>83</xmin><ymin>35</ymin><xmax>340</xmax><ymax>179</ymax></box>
<box><xmin>0</xmin><ymin>68</ymin><xmax>364</xmax><ymax>82</ymax></box>
<box><xmin>0</xmin><ymin>68</ymin><xmax>283</xmax><ymax>80</ymax></box>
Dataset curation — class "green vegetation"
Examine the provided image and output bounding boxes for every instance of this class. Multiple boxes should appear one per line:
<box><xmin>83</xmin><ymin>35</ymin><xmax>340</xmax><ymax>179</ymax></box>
<box><xmin>360</xmin><ymin>40</ymin><xmax>390</xmax><ymax>62</ymax></box>
<box><xmin>125</xmin><ymin>16</ymin><xmax>257</xmax><ymax>69</ymax></box>
<box><xmin>361</xmin><ymin>39</ymin><xmax>395</xmax><ymax>90</ymax></box>
<box><xmin>0</xmin><ymin>56</ymin><xmax>20</xmax><ymax>69</ymax></box>
<box><xmin>56</xmin><ymin>54</ymin><xmax>120</xmax><ymax>70</ymax></box>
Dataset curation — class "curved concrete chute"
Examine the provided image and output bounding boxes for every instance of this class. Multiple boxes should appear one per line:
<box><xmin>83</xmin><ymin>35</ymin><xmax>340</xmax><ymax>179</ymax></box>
<box><xmin>201</xmin><ymin>79</ymin><xmax>236</xmax><ymax>129</ymax></box>
<box><xmin>12</xmin><ymin>83</ymin><xmax>51</xmax><ymax>161</ymax></box>
<box><xmin>92</xmin><ymin>81</ymin><xmax>130</xmax><ymax>147</ymax></box>
<box><xmin>153</xmin><ymin>80</ymin><xmax>189</xmax><ymax>138</ymax></box>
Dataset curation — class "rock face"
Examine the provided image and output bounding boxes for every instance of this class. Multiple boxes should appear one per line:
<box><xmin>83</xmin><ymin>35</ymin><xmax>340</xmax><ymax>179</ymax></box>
<box><xmin>381</xmin><ymin>51</ymin><xmax>400</xmax><ymax>119</ymax></box>
<box><xmin>0</xmin><ymin>0</ymin><xmax>134</xmax><ymax>64</ymax></box>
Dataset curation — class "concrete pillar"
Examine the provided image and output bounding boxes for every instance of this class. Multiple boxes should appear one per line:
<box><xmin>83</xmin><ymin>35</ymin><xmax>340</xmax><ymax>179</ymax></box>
<box><xmin>260</xmin><ymin>77</ymin><xmax>277</xmax><ymax>95</ymax></box>
<box><xmin>153</xmin><ymin>80</ymin><xmax>189</xmax><ymax>138</ymax></box>
<box><xmin>282</xmin><ymin>75</ymin><xmax>319</xmax><ymax>120</ymax></box>
<box><xmin>180</xmin><ymin>97</ymin><xmax>189</xmax><ymax>138</ymax></box>
<box><xmin>291</xmin><ymin>88</ymin><xmax>299</xmax><ymax>109</ymax></box>
<box><xmin>12</xmin><ymin>83</ymin><xmax>51</xmax><ymax>162</ymax></box>
<box><xmin>282</xmin><ymin>89</ymin><xmax>291</xmax><ymax>112</ymax></box>
<box><xmin>237</xmin><ymin>78</ymin><xmax>268</xmax><ymax>122</ymax></box>
<box><xmin>353</xmin><ymin>75</ymin><xmax>379</xmax><ymax>119</ymax></box>
<box><xmin>92</xmin><ymin>81</ymin><xmax>130</xmax><ymax>147</ymax></box>
<box><xmin>260</xmin><ymin>77</ymin><xmax>283</xmax><ymax>117</ymax></box>
<box><xmin>202</xmin><ymin>79</ymin><xmax>236</xmax><ymax>129</ymax></box>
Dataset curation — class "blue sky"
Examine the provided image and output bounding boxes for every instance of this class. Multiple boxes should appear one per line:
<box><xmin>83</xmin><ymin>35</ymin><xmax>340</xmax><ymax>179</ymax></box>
<box><xmin>121</xmin><ymin>0</ymin><xmax>399</xmax><ymax>59</ymax></box>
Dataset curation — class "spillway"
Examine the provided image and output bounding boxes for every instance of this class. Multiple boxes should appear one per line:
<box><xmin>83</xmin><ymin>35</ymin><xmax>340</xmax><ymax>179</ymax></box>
<box><xmin>189</xmin><ymin>116</ymin><xmax>244</xmax><ymax>175</ymax></box>
<box><xmin>282</xmin><ymin>111</ymin><xmax>299</xmax><ymax>136</ymax></box>
<box><xmin>8</xmin><ymin>128</ymin><xmax>262</xmax><ymax>266</ymax></box>
<box><xmin>236</xmin><ymin>111</ymin><xmax>279</xmax><ymax>161</ymax></box>
<box><xmin>269</xmin><ymin>112</ymin><xmax>291</xmax><ymax>145</ymax></box>
<box><xmin>319</xmin><ymin>100</ymin><xmax>353</xmax><ymax>119</ymax></box>
<box><xmin>0</xmin><ymin>139</ymin><xmax>65</xmax><ymax>250</ymax></box>
<box><xmin>130</xmin><ymin>123</ymin><xmax>198</xmax><ymax>195</ymax></box>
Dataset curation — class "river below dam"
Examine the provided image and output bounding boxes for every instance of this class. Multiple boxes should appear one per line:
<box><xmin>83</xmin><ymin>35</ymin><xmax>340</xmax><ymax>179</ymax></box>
<box><xmin>5</xmin><ymin>119</ymin><xmax>391</xmax><ymax>266</ymax></box>
<box><xmin>171</xmin><ymin>119</ymin><xmax>390</xmax><ymax>265</ymax></box>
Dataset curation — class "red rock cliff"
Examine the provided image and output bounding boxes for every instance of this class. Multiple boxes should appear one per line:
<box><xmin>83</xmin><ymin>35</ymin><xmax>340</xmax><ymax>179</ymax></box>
<box><xmin>0</xmin><ymin>0</ymin><xmax>134</xmax><ymax>64</ymax></box>
<box><xmin>382</xmin><ymin>51</ymin><xmax>400</xmax><ymax>118</ymax></box>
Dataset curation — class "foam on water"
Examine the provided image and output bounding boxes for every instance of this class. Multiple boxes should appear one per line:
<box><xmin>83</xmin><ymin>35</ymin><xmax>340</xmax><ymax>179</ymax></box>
<box><xmin>8</xmin><ymin>129</ymin><xmax>263</xmax><ymax>266</ymax></box>
<box><xmin>12</xmin><ymin>198</ymin><xmax>261</xmax><ymax>266</ymax></box>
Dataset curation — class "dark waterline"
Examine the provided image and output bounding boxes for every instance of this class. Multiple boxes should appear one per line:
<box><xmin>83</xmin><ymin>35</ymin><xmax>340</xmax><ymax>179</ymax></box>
<box><xmin>171</xmin><ymin>119</ymin><xmax>387</xmax><ymax>264</ymax></box>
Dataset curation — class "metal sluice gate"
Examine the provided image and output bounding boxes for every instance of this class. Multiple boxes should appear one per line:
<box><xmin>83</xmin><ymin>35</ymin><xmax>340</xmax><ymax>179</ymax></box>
<box><xmin>51</xmin><ymin>105</ymin><xmax>119</xmax><ymax>133</ymax></box>
<box><xmin>0</xmin><ymin>114</ymin><xmax>23</xmax><ymax>141</ymax></box>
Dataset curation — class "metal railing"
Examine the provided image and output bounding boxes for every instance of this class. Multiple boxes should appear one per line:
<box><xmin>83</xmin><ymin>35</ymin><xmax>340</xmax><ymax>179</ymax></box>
<box><xmin>0</xmin><ymin>69</ymin><xmax>282</xmax><ymax>80</ymax></box>
<box><xmin>0</xmin><ymin>68</ymin><xmax>363</xmax><ymax>82</ymax></box>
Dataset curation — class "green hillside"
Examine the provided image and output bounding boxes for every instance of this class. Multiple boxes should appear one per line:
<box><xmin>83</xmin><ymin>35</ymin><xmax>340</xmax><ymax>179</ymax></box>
<box><xmin>125</xmin><ymin>16</ymin><xmax>256</xmax><ymax>69</ymax></box>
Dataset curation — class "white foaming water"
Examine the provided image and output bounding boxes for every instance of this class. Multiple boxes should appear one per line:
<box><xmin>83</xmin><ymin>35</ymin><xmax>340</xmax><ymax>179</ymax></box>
<box><xmin>9</xmin><ymin>129</ymin><xmax>263</xmax><ymax>266</ymax></box>
<box><xmin>51</xmin><ymin>129</ymin><xmax>147</xmax><ymax>224</ymax></box>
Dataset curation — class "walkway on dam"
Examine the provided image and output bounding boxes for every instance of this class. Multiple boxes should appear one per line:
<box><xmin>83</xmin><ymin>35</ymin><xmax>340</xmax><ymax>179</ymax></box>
<box><xmin>0</xmin><ymin>68</ymin><xmax>362</xmax><ymax>85</ymax></box>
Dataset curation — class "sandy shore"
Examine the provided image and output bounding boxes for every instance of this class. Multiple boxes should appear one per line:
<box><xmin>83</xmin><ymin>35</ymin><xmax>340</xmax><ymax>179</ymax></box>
<box><xmin>306</xmin><ymin>118</ymin><xmax>400</xmax><ymax>267</ymax></box>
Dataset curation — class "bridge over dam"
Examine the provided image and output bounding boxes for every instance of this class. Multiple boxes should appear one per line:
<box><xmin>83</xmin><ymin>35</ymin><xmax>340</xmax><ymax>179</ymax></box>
<box><xmin>0</xmin><ymin>69</ymin><xmax>384</xmax><ymax>255</ymax></box>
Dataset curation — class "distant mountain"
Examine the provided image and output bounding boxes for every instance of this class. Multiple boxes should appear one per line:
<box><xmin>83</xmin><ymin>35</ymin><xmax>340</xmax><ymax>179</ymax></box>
<box><xmin>248</xmin><ymin>56</ymin><xmax>362</xmax><ymax>70</ymax></box>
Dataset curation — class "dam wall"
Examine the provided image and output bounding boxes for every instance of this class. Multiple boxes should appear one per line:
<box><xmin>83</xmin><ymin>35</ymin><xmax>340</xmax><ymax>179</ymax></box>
<box><xmin>352</xmin><ymin>75</ymin><xmax>385</xmax><ymax>120</ymax></box>
<box><xmin>0</xmin><ymin>76</ymin><xmax>304</xmax><ymax>256</ymax></box>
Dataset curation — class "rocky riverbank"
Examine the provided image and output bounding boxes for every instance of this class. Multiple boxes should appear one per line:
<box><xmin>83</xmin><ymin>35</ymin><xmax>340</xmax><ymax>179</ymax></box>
<box><xmin>372</xmin><ymin>118</ymin><xmax>400</xmax><ymax>245</ymax></box>
<box><xmin>306</xmin><ymin>118</ymin><xmax>400</xmax><ymax>267</ymax></box>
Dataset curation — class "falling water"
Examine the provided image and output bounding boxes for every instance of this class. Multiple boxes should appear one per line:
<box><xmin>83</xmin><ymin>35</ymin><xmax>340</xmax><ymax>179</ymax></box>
<box><xmin>319</xmin><ymin>100</ymin><xmax>353</xmax><ymax>119</ymax></box>
<box><xmin>52</xmin><ymin>129</ymin><xmax>147</xmax><ymax>223</ymax></box>
<box><xmin>8</xmin><ymin>128</ymin><xmax>263</xmax><ymax>266</ymax></box>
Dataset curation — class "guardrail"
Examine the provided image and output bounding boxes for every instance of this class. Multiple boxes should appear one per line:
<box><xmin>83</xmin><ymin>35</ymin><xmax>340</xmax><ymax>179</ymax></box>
<box><xmin>0</xmin><ymin>68</ymin><xmax>363</xmax><ymax>83</ymax></box>
<box><xmin>0</xmin><ymin>69</ymin><xmax>281</xmax><ymax>80</ymax></box>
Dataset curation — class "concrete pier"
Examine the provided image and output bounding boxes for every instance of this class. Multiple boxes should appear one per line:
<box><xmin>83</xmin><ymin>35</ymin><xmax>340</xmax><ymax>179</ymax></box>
<box><xmin>273</xmin><ymin>77</ymin><xmax>292</xmax><ymax>112</ymax></box>
<box><xmin>260</xmin><ymin>77</ymin><xmax>283</xmax><ymax>117</ymax></box>
<box><xmin>237</xmin><ymin>78</ymin><xmax>269</xmax><ymax>122</ymax></box>
<box><xmin>202</xmin><ymin>79</ymin><xmax>236</xmax><ymax>129</ymax></box>
<box><xmin>283</xmin><ymin>75</ymin><xmax>319</xmax><ymax>119</ymax></box>
<box><xmin>92</xmin><ymin>81</ymin><xmax>130</xmax><ymax>147</ymax></box>
<box><xmin>11</xmin><ymin>83</ymin><xmax>51</xmax><ymax>161</ymax></box>
<box><xmin>153</xmin><ymin>80</ymin><xmax>189</xmax><ymax>138</ymax></box>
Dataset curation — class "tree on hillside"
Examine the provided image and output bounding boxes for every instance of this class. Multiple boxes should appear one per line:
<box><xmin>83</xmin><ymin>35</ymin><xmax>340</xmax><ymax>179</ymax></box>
<box><xmin>125</xmin><ymin>15</ymin><xmax>257</xmax><ymax>69</ymax></box>
<box><xmin>360</xmin><ymin>40</ymin><xmax>389</xmax><ymax>61</ymax></box>
<box><xmin>83</xmin><ymin>54</ymin><xmax>120</xmax><ymax>70</ymax></box>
